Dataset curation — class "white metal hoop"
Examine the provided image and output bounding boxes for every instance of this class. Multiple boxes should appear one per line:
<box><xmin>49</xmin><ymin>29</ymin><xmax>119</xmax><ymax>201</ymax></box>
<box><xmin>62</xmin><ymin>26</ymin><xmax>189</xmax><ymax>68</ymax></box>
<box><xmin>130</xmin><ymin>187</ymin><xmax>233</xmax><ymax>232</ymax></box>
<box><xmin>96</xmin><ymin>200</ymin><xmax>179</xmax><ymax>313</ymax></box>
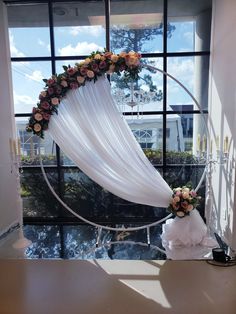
<box><xmin>38</xmin><ymin>64</ymin><xmax>208</xmax><ymax>232</ymax></box>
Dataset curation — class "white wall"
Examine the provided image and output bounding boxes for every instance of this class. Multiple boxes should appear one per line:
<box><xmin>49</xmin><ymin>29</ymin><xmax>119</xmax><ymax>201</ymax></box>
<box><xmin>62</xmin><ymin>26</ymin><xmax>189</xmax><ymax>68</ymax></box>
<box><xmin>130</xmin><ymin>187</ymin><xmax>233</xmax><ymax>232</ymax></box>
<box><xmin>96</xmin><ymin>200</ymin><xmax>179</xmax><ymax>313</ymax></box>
<box><xmin>208</xmin><ymin>0</ymin><xmax>236</xmax><ymax>249</ymax></box>
<box><xmin>0</xmin><ymin>0</ymin><xmax>19</xmax><ymax>235</ymax></box>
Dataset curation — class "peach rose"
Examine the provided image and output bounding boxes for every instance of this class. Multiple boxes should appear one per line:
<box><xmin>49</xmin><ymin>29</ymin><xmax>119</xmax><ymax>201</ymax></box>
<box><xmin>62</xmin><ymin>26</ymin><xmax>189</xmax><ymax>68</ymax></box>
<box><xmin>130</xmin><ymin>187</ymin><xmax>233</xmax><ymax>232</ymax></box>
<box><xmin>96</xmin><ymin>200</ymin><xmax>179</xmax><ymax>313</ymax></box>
<box><xmin>173</xmin><ymin>196</ymin><xmax>180</xmax><ymax>202</ymax></box>
<box><xmin>84</xmin><ymin>58</ymin><xmax>91</xmax><ymax>65</ymax></box>
<box><xmin>111</xmin><ymin>54</ymin><xmax>119</xmax><ymax>63</ymax></box>
<box><xmin>77</xmin><ymin>76</ymin><xmax>85</xmax><ymax>84</ymax></box>
<box><xmin>61</xmin><ymin>80</ymin><xmax>68</xmax><ymax>87</ymax></box>
<box><xmin>182</xmin><ymin>191</ymin><xmax>190</xmax><ymax>199</ymax></box>
<box><xmin>87</xmin><ymin>70</ymin><xmax>95</xmax><ymax>78</ymax></box>
<box><xmin>187</xmin><ymin>204</ymin><xmax>194</xmax><ymax>211</ymax></box>
<box><xmin>51</xmin><ymin>97</ymin><xmax>59</xmax><ymax>105</ymax></box>
<box><xmin>94</xmin><ymin>54</ymin><xmax>102</xmax><ymax>60</ymax></box>
<box><xmin>33</xmin><ymin>123</ymin><xmax>42</xmax><ymax>132</ymax></box>
<box><xmin>119</xmin><ymin>52</ymin><xmax>127</xmax><ymax>58</ymax></box>
<box><xmin>40</xmin><ymin>91</ymin><xmax>47</xmax><ymax>98</ymax></box>
<box><xmin>34</xmin><ymin>113</ymin><xmax>43</xmax><ymax>121</ymax></box>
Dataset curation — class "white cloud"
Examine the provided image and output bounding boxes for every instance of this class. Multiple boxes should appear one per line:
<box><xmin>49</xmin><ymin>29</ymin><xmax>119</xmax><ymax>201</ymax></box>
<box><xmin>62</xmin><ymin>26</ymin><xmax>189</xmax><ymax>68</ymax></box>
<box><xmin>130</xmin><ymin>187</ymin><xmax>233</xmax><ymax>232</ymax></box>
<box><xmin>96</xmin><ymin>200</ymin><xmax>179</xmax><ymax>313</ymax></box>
<box><xmin>168</xmin><ymin>58</ymin><xmax>194</xmax><ymax>87</ymax></box>
<box><xmin>69</xmin><ymin>25</ymin><xmax>104</xmax><ymax>37</ymax></box>
<box><xmin>167</xmin><ymin>58</ymin><xmax>194</xmax><ymax>104</ymax></box>
<box><xmin>14</xmin><ymin>92</ymin><xmax>35</xmax><ymax>105</ymax></box>
<box><xmin>38</xmin><ymin>38</ymin><xmax>45</xmax><ymax>46</ymax></box>
<box><xmin>183</xmin><ymin>31</ymin><xmax>193</xmax><ymax>43</ymax></box>
<box><xmin>58</xmin><ymin>42</ymin><xmax>103</xmax><ymax>56</ymax></box>
<box><xmin>25</xmin><ymin>70</ymin><xmax>44</xmax><ymax>83</ymax></box>
<box><xmin>9</xmin><ymin>32</ymin><xmax>25</xmax><ymax>58</ymax></box>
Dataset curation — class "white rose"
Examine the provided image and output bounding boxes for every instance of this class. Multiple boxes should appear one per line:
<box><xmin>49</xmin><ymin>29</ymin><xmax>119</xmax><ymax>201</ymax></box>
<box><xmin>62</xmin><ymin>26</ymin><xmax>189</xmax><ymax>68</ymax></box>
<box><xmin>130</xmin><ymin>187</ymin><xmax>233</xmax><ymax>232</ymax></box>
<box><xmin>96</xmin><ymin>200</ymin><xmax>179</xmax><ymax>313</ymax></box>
<box><xmin>176</xmin><ymin>211</ymin><xmax>185</xmax><ymax>218</ymax></box>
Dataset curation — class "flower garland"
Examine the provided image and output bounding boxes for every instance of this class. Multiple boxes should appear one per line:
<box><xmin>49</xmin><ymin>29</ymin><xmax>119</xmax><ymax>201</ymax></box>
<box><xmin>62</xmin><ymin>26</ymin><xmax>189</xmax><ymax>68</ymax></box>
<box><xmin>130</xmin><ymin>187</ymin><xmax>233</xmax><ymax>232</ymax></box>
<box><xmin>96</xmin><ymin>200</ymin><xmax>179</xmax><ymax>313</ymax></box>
<box><xmin>26</xmin><ymin>50</ymin><xmax>142</xmax><ymax>138</ymax></box>
<box><xmin>168</xmin><ymin>186</ymin><xmax>201</xmax><ymax>218</ymax></box>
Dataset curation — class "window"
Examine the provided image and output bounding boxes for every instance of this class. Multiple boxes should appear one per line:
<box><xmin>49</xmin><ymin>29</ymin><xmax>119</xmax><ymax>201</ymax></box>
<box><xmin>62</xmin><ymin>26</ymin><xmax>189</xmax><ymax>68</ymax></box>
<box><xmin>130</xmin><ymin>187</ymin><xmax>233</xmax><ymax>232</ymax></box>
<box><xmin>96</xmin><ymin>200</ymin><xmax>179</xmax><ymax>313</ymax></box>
<box><xmin>7</xmin><ymin>0</ymin><xmax>211</xmax><ymax>238</ymax></box>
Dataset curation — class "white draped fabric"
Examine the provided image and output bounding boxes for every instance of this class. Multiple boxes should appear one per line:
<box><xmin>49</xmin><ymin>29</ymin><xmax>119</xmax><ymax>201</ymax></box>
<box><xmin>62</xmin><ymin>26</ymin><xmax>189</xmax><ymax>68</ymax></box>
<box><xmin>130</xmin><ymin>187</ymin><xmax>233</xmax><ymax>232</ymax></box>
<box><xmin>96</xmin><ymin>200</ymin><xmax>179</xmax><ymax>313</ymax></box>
<box><xmin>48</xmin><ymin>76</ymin><xmax>172</xmax><ymax>208</ymax></box>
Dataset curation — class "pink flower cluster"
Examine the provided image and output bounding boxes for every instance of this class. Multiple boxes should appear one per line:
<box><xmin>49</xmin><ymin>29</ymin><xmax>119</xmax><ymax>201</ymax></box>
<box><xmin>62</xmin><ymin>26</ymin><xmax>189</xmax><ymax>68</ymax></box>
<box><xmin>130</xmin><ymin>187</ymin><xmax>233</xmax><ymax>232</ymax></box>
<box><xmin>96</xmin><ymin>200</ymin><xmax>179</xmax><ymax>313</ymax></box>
<box><xmin>169</xmin><ymin>186</ymin><xmax>201</xmax><ymax>218</ymax></box>
<box><xmin>26</xmin><ymin>50</ymin><xmax>142</xmax><ymax>138</ymax></box>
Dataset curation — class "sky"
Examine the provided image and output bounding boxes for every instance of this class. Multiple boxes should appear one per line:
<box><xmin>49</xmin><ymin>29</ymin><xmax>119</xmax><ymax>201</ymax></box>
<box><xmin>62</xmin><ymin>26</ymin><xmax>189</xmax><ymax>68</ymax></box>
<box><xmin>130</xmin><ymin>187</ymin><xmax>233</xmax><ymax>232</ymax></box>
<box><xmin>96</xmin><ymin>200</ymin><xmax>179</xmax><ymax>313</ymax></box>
<box><xmin>10</xmin><ymin>20</ymin><xmax>197</xmax><ymax>115</ymax></box>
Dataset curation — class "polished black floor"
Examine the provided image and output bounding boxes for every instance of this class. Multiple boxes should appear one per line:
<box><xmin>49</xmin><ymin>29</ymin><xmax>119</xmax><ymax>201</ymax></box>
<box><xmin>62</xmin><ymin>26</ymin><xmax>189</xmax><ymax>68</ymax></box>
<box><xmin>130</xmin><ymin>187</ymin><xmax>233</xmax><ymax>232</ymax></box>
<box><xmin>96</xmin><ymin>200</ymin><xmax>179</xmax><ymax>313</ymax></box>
<box><xmin>24</xmin><ymin>224</ymin><xmax>166</xmax><ymax>260</ymax></box>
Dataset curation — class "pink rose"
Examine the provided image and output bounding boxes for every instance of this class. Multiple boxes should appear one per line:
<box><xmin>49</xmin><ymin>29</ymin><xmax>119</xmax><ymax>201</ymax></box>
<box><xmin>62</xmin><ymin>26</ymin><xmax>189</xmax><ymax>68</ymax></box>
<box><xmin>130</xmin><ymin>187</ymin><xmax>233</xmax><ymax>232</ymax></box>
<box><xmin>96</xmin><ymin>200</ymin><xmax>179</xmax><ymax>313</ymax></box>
<box><xmin>80</xmin><ymin>67</ymin><xmax>88</xmax><ymax>76</ymax></box>
<box><xmin>187</xmin><ymin>204</ymin><xmax>193</xmax><ymax>211</ymax></box>
<box><xmin>67</xmin><ymin>67</ymin><xmax>77</xmax><ymax>76</ymax></box>
<box><xmin>41</xmin><ymin>101</ymin><xmax>50</xmax><ymax>110</ymax></box>
<box><xmin>47</xmin><ymin>87</ymin><xmax>54</xmax><ymax>95</ymax></box>
<box><xmin>91</xmin><ymin>63</ymin><xmax>99</xmax><ymax>72</ymax></box>
<box><xmin>43</xmin><ymin>112</ymin><xmax>51</xmax><ymax>120</ymax></box>
<box><xmin>119</xmin><ymin>64</ymin><xmax>126</xmax><ymax>71</ymax></box>
<box><xmin>104</xmin><ymin>52</ymin><xmax>112</xmax><ymax>58</ymax></box>
<box><xmin>51</xmin><ymin>97</ymin><xmax>59</xmax><ymax>105</ymax></box>
<box><xmin>190</xmin><ymin>190</ymin><xmax>197</xmax><ymax>197</ymax></box>
<box><xmin>47</xmin><ymin>78</ymin><xmax>56</xmax><ymax>86</ymax></box>
<box><xmin>99</xmin><ymin>61</ymin><xmax>107</xmax><ymax>69</ymax></box>
<box><xmin>70</xmin><ymin>82</ymin><xmax>78</xmax><ymax>89</ymax></box>
<box><xmin>181</xmin><ymin>201</ymin><xmax>189</xmax><ymax>209</ymax></box>
<box><xmin>55</xmin><ymin>86</ymin><xmax>62</xmax><ymax>94</ymax></box>
<box><xmin>175</xmin><ymin>191</ymin><xmax>182</xmax><ymax>197</ymax></box>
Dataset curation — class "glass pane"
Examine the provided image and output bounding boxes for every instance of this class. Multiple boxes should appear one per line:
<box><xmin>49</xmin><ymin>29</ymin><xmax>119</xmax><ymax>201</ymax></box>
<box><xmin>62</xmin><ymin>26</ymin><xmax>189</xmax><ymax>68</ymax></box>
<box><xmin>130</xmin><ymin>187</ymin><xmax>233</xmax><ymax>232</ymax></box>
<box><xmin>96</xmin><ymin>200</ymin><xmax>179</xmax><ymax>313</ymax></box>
<box><xmin>60</xmin><ymin>168</ymin><xmax>167</xmax><ymax>220</ymax></box>
<box><xmin>167</xmin><ymin>56</ymin><xmax>210</xmax><ymax>110</ymax></box>
<box><xmin>111</xmin><ymin>57</ymin><xmax>163</xmax><ymax>113</ymax></box>
<box><xmin>16</xmin><ymin>117</ymin><xmax>56</xmax><ymax>166</ymax></box>
<box><xmin>53</xmin><ymin>1</ymin><xmax>106</xmax><ymax>56</ymax></box>
<box><xmin>7</xmin><ymin>3</ymin><xmax>51</xmax><ymax>57</ymax></box>
<box><xmin>167</xmin><ymin>0</ymin><xmax>212</xmax><ymax>52</ymax></box>
<box><xmin>110</xmin><ymin>0</ymin><xmax>164</xmax><ymax>53</ymax></box>
<box><xmin>125</xmin><ymin>115</ymin><xmax>163</xmax><ymax>165</ymax></box>
<box><xmin>12</xmin><ymin>61</ymin><xmax>52</xmax><ymax>114</ymax></box>
<box><xmin>166</xmin><ymin>113</ymin><xmax>208</xmax><ymax>164</ymax></box>
<box><xmin>21</xmin><ymin>168</ymin><xmax>61</xmax><ymax>218</ymax></box>
<box><xmin>24</xmin><ymin>225</ymin><xmax>61</xmax><ymax>259</ymax></box>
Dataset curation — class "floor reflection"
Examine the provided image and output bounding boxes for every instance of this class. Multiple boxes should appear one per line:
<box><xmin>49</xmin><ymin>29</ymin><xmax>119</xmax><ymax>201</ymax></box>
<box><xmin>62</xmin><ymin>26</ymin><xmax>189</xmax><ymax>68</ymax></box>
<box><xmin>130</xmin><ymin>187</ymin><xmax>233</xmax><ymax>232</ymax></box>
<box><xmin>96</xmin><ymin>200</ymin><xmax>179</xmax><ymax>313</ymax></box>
<box><xmin>24</xmin><ymin>224</ymin><xmax>166</xmax><ymax>260</ymax></box>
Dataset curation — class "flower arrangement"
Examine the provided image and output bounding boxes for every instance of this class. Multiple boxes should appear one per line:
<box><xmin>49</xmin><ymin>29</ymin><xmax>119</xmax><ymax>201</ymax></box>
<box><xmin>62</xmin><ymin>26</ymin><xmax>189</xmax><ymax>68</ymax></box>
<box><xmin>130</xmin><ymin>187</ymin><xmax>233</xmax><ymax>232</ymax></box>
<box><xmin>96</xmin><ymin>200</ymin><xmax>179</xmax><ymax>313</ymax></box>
<box><xmin>168</xmin><ymin>186</ymin><xmax>201</xmax><ymax>218</ymax></box>
<box><xmin>26</xmin><ymin>50</ymin><xmax>142</xmax><ymax>138</ymax></box>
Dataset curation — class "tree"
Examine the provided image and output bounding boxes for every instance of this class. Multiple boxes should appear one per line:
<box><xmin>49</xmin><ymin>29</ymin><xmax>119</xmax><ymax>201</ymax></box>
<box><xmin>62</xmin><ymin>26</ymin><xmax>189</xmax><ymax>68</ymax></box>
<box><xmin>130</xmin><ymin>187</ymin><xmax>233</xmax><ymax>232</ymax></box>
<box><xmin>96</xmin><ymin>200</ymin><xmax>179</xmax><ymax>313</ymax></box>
<box><xmin>110</xmin><ymin>23</ymin><xmax>176</xmax><ymax>100</ymax></box>
<box><xmin>111</xmin><ymin>23</ymin><xmax>176</xmax><ymax>52</ymax></box>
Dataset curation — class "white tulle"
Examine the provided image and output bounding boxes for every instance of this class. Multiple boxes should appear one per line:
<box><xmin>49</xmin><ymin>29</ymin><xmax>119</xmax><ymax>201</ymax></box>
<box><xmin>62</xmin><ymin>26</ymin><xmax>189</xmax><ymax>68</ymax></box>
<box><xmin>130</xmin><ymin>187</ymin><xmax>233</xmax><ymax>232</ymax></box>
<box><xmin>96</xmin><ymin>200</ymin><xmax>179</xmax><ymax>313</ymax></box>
<box><xmin>48</xmin><ymin>76</ymin><xmax>172</xmax><ymax>208</ymax></box>
<box><xmin>162</xmin><ymin>209</ymin><xmax>210</xmax><ymax>248</ymax></box>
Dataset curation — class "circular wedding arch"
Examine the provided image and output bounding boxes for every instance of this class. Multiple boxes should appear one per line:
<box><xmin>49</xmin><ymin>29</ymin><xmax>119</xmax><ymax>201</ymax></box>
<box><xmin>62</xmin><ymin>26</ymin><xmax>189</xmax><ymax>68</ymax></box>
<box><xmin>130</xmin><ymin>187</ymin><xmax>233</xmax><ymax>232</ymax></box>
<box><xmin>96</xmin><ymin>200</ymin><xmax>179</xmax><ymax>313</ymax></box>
<box><xmin>38</xmin><ymin>63</ymin><xmax>209</xmax><ymax>232</ymax></box>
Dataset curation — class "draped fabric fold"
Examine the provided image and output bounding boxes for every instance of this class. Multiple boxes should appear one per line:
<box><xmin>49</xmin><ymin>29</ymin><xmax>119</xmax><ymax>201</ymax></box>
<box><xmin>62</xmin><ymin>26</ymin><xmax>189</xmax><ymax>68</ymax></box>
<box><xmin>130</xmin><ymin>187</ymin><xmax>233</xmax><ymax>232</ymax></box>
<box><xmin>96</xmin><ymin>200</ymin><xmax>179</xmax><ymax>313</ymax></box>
<box><xmin>48</xmin><ymin>76</ymin><xmax>172</xmax><ymax>208</ymax></box>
